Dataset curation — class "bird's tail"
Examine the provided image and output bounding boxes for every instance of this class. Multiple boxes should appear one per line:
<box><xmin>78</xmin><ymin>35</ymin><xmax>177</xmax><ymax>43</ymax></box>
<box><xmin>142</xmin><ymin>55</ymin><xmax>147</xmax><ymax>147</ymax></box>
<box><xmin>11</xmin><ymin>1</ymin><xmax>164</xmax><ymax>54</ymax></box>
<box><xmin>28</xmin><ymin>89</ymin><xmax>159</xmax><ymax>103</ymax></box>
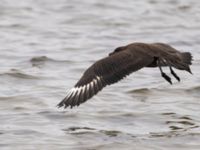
<box><xmin>171</xmin><ymin>52</ymin><xmax>193</xmax><ymax>74</ymax></box>
<box><xmin>181</xmin><ymin>52</ymin><xmax>192</xmax><ymax>65</ymax></box>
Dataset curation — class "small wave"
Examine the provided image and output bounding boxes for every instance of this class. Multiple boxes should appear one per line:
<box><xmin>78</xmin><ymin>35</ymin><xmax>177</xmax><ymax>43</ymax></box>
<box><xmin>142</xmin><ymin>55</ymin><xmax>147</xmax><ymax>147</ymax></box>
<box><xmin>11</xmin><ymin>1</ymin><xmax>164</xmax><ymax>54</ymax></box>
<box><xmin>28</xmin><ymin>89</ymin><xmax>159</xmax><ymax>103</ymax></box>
<box><xmin>186</xmin><ymin>86</ymin><xmax>200</xmax><ymax>92</ymax></box>
<box><xmin>30</xmin><ymin>56</ymin><xmax>72</xmax><ymax>63</ymax></box>
<box><xmin>161</xmin><ymin>112</ymin><xmax>176</xmax><ymax>116</ymax></box>
<box><xmin>30</xmin><ymin>56</ymin><xmax>53</xmax><ymax>67</ymax></box>
<box><xmin>127</xmin><ymin>88</ymin><xmax>151</xmax><ymax>94</ymax></box>
<box><xmin>100</xmin><ymin>130</ymin><xmax>122</xmax><ymax>137</ymax></box>
<box><xmin>166</xmin><ymin>120</ymin><xmax>195</xmax><ymax>126</ymax></box>
<box><xmin>30</xmin><ymin>56</ymin><xmax>50</xmax><ymax>62</ymax></box>
<box><xmin>165</xmin><ymin>117</ymin><xmax>198</xmax><ymax>132</ymax></box>
<box><xmin>30</xmin><ymin>56</ymin><xmax>73</xmax><ymax>67</ymax></box>
<box><xmin>63</xmin><ymin>126</ymin><xmax>96</xmax><ymax>132</ymax></box>
<box><xmin>179</xmin><ymin>116</ymin><xmax>193</xmax><ymax>120</ymax></box>
<box><xmin>177</xmin><ymin>5</ymin><xmax>191</xmax><ymax>11</ymax></box>
<box><xmin>0</xmin><ymin>69</ymin><xmax>39</xmax><ymax>79</ymax></box>
<box><xmin>63</xmin><ymin>126</ymin><xmax>96</xmax><ymax>135</ymax></box>
<box><xmin>149</xmin><ymin>131</ymin><xmax>178</xmax><ymax>138</ymax></box>
<box><xmin>185</xmin><ymin>86</ymin><xmax>200</xmax><ymax>97</ymax></box>
<box><xmin>63</xmin><ymin>126</ymin><xmax>122</xmax><ymax>137</ymax></box>
<box><xmin>150</xmin><ymin>125</ymin><xmax>199</xmax><ymax>138</ymax></box>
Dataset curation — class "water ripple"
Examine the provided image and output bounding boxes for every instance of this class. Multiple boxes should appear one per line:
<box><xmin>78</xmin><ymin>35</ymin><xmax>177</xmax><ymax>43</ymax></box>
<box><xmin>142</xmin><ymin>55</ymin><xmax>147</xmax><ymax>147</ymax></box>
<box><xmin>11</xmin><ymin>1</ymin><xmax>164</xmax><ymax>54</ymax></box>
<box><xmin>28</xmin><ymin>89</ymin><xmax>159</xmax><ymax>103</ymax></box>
<box><xmin>0</xmin><ymin>69</ymin><xmax>39</xmax><ymax>79</ymax></box>
<box><xmin>0</xmin><ymin>0</ymin><xmax>200</xmax><ymax>149</ymax></box>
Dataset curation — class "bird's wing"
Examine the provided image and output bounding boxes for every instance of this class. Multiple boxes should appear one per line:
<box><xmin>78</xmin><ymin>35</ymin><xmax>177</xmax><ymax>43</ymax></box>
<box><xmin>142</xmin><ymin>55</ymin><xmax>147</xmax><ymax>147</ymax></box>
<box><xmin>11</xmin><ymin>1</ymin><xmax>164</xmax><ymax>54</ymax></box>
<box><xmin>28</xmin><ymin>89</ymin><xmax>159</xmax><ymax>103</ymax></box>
<box><xmin>57</xmin><ymin>50</ymin><xmax>153</xmax><ymax>108</ymax></box>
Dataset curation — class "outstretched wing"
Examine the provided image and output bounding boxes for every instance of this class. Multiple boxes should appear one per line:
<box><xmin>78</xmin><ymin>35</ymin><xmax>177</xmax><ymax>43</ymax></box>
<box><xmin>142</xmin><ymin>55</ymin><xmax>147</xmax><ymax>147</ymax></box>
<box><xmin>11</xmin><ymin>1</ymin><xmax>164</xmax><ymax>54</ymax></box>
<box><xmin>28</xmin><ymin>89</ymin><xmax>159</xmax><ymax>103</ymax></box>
<box><xmin>57</xmin><ymin>49</ymin><xmax>153</xmax><ymax>108</ymax></box>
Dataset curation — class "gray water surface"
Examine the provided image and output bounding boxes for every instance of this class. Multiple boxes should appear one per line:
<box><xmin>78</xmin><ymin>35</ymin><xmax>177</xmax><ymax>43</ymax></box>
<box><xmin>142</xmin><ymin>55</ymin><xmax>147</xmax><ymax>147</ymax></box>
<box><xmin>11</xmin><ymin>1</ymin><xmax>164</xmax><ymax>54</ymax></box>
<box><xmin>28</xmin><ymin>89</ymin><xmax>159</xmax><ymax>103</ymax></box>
<box><xmin>0</xmin><ymin>0</ymin><xmax>200</xmax><ymax>149</ymax></box>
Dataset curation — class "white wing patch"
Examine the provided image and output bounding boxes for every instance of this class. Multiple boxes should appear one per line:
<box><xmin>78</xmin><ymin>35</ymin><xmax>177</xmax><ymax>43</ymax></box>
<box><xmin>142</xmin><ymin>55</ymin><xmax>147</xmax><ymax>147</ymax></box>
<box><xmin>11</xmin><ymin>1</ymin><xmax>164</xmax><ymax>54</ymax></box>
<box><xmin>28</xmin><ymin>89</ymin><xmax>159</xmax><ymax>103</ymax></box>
<box><xmin>90</xmin><ymin>80</ymin><xmax>94</xmax><ymax>89</ymax></box>
<box><xmin>81</xmin><ymin>85</ymin><xmax>86</xmax><ymax>94</ymax></box>
<box><xmin>94</xmin><ymin>78</ymin><xmax>98</xmax><ymax>86</ymax></box>
<box><xmin>86</xmin><ymin>83</ymin><xmax>90</xmax><ymax>92</ymax></box>
<box><xmin>96</xmin><ymin>76</ymin><xmax>101</xmax><ymax>82</ymax></box>
<box><xmin>76</xmin><ymin>87</ymin><xmax>82</xmax><ymax>97</ymax></box>
<box><xmin>62</xmin><ymin>76</ymin><xmax>103</xmax><ymax>107</ymax></box>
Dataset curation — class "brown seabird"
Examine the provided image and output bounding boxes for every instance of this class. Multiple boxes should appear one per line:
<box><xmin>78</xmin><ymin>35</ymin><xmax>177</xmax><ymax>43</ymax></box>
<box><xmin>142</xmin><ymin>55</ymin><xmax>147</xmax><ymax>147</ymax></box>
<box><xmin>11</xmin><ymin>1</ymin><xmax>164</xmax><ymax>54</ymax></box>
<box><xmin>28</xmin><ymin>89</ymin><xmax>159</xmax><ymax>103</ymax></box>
<box><xmin>58</xmin><ymin>42</ymin><xmax>193</xmax><ymax>109</ymax></box>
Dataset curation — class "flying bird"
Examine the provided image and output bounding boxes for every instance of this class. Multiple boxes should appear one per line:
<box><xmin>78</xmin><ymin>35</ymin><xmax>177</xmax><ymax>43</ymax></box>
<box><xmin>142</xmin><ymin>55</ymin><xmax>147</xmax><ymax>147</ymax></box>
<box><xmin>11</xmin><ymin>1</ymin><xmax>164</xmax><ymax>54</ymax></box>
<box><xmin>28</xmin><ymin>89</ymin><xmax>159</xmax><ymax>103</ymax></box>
<box><xmin>58</xmin><ymin>42</ymin><xmax>193</xmax><ymax>109</ymax></box>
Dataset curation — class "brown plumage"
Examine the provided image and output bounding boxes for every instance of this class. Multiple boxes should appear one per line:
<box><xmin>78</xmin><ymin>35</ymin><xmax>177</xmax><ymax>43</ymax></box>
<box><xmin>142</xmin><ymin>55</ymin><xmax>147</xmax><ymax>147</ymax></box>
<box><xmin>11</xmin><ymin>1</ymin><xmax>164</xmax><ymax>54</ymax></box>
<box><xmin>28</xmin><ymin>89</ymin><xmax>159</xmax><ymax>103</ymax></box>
<box><xmin>58</xmin><ymin>42</ymin><xmax>193</xmax><ymax>109</ymax></box>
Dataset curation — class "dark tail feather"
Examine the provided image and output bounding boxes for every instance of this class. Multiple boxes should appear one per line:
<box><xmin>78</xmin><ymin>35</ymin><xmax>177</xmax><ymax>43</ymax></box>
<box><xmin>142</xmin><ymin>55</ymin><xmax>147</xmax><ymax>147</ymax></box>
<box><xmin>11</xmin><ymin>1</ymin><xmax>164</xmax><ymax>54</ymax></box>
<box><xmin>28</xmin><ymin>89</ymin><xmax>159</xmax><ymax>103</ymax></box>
<box><xmin>168</xmin><ymin>52</ymin><xmax>193</xmax><ymax>74</ymax></box>
<box><xmin>181</xmin><ymin>52</ymin><xmax>192</xmax><ymax>65</ymax></box>
<box><xmin>181</xmin><ymin>52</ymin><xmax>193</xmax><ymax>74</ymax></box>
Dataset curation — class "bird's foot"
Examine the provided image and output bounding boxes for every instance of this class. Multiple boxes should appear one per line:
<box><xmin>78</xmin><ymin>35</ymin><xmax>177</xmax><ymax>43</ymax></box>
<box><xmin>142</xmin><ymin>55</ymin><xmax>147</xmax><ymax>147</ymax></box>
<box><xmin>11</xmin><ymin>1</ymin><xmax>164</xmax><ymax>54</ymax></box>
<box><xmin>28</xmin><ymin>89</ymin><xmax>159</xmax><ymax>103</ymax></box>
<box><xmin>162</xmin><ymin>72</ymin><xmax>172</xmax><ymax>84</ymax></box>
<box><xmin>170</xmin><ymin>67</ymin><xmax>180</xmax><ymax>82</ymax></box>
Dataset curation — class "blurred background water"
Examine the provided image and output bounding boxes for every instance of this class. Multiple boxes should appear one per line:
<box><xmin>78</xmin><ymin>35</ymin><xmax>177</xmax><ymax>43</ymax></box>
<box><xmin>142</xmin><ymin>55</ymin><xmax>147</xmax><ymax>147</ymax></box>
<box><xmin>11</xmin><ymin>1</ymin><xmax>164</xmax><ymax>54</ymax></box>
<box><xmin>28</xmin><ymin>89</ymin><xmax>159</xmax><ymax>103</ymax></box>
<box><xmin>0</xmin><ymin>0</ymin><xmax>200</xmax><ymax>149</ymax></box>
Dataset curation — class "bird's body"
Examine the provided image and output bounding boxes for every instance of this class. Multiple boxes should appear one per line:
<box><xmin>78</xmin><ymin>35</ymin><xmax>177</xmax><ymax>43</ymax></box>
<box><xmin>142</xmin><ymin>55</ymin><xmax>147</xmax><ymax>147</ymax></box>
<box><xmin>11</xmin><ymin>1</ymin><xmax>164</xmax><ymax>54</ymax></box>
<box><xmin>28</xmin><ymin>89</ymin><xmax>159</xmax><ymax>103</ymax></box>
<box><xmin>58</xmin><ymin>42</ymin><xmax>192</xmax><ymax>109</ymax></box>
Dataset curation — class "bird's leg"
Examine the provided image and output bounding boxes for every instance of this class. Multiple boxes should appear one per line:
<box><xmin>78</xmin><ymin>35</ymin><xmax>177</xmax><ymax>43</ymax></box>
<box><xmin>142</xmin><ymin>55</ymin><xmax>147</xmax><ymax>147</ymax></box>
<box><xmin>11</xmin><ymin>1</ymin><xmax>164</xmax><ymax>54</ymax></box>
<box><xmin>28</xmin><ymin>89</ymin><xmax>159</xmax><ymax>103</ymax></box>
<box><xmin>157</xmin><ymin>59</ymin><xmax>172</xmax><ymax>84</ymax></box>
<box><xmin>169</xmin><ymin>66</ymin><xmax>180</xmax><ymax>82</ymax></box>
